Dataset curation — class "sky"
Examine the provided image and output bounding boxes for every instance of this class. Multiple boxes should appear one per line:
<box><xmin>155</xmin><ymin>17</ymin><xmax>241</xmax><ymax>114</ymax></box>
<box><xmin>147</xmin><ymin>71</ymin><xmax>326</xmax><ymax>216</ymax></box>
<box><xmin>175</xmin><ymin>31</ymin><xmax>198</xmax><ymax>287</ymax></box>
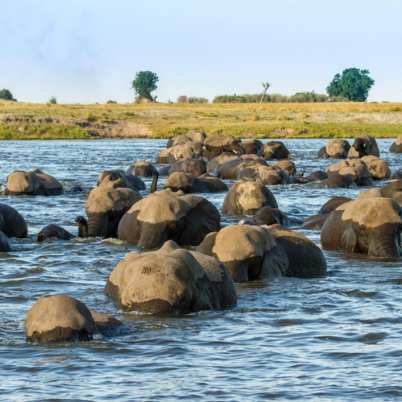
<box><xmin>1</xmin><ymin>0</ymin><xmax>402</xmax><ymax>103</ymax></box>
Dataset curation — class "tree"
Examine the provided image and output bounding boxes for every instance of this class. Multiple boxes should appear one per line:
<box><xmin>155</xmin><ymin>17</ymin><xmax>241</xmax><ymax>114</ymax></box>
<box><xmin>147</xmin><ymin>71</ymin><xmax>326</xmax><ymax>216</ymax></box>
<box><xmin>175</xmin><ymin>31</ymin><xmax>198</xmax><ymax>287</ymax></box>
<box><xmin>48</xmin><ymin>96</ymin><xmax>57</xmax><ymax>104</ymax></box>
<box><xmin>260</xmin><ymin>82</ymin><xmax>270</xmax><ymax>103</ymax></box>
<box><xmin>131</xmin><ymin>71</ymin><xmax>159</xmax><ymax>101</ymax></box>
<box><xmin>0</xmin><ymin>89</ymin><xmax>16</xmax><ymax>101</ymax></box>
<box><xmin>327</xmin><ymin>68</ymin><xmax>374</xmax><ymax>102</ymax></box>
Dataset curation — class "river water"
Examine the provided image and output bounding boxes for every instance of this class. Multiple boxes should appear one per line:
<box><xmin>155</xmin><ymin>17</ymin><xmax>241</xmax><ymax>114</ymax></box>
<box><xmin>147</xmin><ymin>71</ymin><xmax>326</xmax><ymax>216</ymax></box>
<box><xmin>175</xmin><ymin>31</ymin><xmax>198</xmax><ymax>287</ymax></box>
<box><xmin>0</xmin><ymin>139</ymin><xmax>401</xmax><ymax>401</ymax></box>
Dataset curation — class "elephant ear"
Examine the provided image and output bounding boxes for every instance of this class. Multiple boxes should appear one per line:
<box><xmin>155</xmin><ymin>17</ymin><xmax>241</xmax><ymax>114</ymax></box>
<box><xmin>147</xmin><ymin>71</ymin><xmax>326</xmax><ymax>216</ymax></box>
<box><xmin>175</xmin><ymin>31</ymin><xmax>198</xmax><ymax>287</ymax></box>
<box><xmin>341</xmin><ymin>224</ymin><xmax>357</xmax><ymax>253</ymax></box>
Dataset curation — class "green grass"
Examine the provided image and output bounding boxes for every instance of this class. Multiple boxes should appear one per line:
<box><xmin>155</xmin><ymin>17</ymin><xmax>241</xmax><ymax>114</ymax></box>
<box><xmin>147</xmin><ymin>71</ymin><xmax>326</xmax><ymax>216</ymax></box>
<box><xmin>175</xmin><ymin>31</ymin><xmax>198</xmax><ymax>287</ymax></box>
<box><xmin>1</xmin><ymin>100</ymin><xmax>402</xmax><ymax>139</ymax></box>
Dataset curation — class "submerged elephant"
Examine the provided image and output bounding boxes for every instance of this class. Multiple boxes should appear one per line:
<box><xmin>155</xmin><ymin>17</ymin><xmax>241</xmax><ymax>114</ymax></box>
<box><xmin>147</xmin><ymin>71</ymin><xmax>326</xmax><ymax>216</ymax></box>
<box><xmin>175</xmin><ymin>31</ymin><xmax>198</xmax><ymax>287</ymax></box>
<box><xmin>25</xmin><ymin>295</ymin><xmax>96</xmax><ymax>343</ymax></box>
<box><xmin>321</xmin><ymin>197</ymin><xmax>401</xmax><ymax>259</ymax></box>
<box><xmin>5</xmin><ymin>169</ymin><xmax>63</xmax><ymax>196</ymax></box>
<box><xmin>303</xmin><ymin>196</ymin><xmax>352</xmax><ymax>229</ymax></box>
<box><xmin>318</xmin><ymin>139</ymin><xmax>350</xmax><ymax>159</ymax></box>
<box><xmin>198</xmin><ymin>225</ymin><xmax>286</xmax><ymax>282</ymax></box>
<box><xmin>390</xmin><ymin>136</ymin><xmax>402</xmax><ymax>153</ymax></box>
<box><xmin>117</xmin><ymin>189</ymin><xmax>220</xmax><ymax>249</ymax></box>
<box><xmin>164</xmin><ymin>172</ymin><xmax>228</xmax><ymax>193</ymax></box>
<box><xmin>223</xmin><ymin>180</ymin><xmax>278</xmax><ymax>216</ymax></box>
<box><xmin>97</xmin><ymin>169</ymin><xmax>145</xmax><ymax>191</ymax></box>
<box><xmin>105</xmin><ymin>240</ymin><xmax>236</xmax><ymax>314</ymax></box>
<box><xmin>347</xmin><ymin>136</ymin><xmax>380</xmax><ymax>158</ymax></box>
<box><xmin>37</xmin><ymin>224</ymin><xmax>74</xmax><ymax>242</ymax></box>
<box><xmin>77</xmin><ymin>177</ymin><xmax>142</xmax><ymax>238</ymax></box>
<box><xmin>263</xmin><ymin>141</ymin><xmax>290</xmax><ymax>160</ymax></box>
<box><xmin>0</xmin><ymin>203</ymin><xmax>28</xmax><ymax>251</ymax></box>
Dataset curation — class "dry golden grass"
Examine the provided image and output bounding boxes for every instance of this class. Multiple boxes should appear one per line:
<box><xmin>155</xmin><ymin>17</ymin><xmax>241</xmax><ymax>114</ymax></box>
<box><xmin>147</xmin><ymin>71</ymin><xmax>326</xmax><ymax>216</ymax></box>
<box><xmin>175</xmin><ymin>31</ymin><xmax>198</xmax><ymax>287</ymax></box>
<box><xmin>1</xmin><ymin>101</ymin><xmax>402</xmax><ymax>139</ymax></box>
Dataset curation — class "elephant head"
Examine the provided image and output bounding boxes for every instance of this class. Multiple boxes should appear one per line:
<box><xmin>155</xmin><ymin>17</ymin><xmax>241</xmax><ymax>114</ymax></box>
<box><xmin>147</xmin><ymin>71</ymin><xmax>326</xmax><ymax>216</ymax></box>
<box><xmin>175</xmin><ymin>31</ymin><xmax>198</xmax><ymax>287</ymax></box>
<box><xmin>222</xmin><ymin>180</ymin><xmax>278</xmax><ymax>216</ymax></box>
<box><xmin>321</xmin><ymin>197</ymin><xmax>402</xmax><ymax>259</ymax></box>
<box><xmin>117</xmin><ymin>189</ymin><xmax>220</xmax><ymax>249</ymax></box>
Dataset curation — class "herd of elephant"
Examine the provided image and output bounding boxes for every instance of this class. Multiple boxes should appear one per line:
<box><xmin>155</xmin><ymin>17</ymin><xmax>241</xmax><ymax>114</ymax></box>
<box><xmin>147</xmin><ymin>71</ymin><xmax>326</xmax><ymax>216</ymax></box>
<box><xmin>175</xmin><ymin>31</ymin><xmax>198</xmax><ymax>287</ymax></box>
<box><xmin>3</xmin><ymin>131</ymin><xmax>401</xmax><ymax>344</ymax></box>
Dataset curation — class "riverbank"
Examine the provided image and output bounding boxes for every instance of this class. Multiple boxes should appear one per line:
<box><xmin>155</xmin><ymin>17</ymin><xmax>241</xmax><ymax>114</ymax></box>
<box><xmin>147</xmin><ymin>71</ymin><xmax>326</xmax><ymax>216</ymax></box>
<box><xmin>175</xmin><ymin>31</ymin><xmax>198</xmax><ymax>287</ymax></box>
<box><xmin>1</xmin><ymin>101</ymin><xmax>402</xmax><ymax>140</ymax></box>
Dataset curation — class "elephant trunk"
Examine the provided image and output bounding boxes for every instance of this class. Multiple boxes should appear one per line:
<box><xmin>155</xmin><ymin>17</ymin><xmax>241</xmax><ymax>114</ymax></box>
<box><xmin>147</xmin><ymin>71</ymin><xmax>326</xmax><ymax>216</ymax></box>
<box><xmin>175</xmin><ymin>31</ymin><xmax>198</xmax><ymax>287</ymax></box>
<box><xmin>87</xmin><ymin>213</ymin><xmax>109</xmax><ymax>238</ymax></box>
<box><xmin>150</xmin><ymin>173</ymin><xmax>159</xmax><ymax>193</ymax></box>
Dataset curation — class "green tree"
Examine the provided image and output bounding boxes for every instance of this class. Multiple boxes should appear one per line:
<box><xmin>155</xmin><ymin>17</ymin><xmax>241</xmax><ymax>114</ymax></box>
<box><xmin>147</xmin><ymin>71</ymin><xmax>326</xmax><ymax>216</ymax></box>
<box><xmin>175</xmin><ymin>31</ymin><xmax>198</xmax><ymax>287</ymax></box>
<box><xmin>131</xmin><ymin>71</ymin><xmax>159</xmax><ymax>101</ymax></box>
<box><xmin>48</xmin><ymin>96</ymin><xmax>57</xmax><ymax>104</ymax></box>
<box><xmin>327</xmin><ymin>68</ymin><xmax>374</xmax><ymax>101</ymax></box>
<box><xmin>0</xmin><ymin>89</ymin><xmax>16</xmax><ymax>101</ymax></box>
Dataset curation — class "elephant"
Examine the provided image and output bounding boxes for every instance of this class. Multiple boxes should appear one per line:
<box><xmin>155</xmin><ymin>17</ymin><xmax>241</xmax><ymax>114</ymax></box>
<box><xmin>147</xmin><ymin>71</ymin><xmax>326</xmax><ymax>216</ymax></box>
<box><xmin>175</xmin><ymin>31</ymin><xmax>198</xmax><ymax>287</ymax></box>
<box><xmin>0</xmin><ymin>203</ymin><xmax>28</xmax><ymax>238</ymax></box>
<box><xmin>267</xmin><ymin>225</ymin><xmax>327</xmax><ymax>278</ymax></box>
<box><xmin>164</xmin><ymin>172</ymin><xmax>228</xmax><ymax>193</ymax></box>
<box><xmin>117</xmin><ymin>189</ymin><xmax>220</xmax><ymax>249</ymax></box>
<box><xmin>127</xmin><ymin>160</ymin><xmax>158</xmax><ymax>177</ymax></box>
<box><xmin>157</xmin><ymin>142</ymin><xmax>203</xmax><ymax>164</ymax></box>
<box><xmin>203</xmin><ymin>134</ymin><xmax>243</xmax><ymax>159</ymax></box>
<box><xmin>360</xmin><ymin>156</ymin><xmax>390</xmax><ymax>180</ymax></box>
<box><xmin>253</xmin><ymin>206</ymin><xmax>288</xmax><ymax>226</ymax></box>
<box><xmin>347</xmin><ymin>136</ymin><xmax>380</xmax><ymax>158</ymax></box>
<box><xmin>197</xmin><ymin>225</ymin><xmax>287</xmax><ymax>282</ymax></box>
<box><xmin>167</xmin><ymin>131</ymin><xmax>206</xmax><ymax>147</ymax></box>
<box><xmin>318</xmin><ymin>139</ymin><xmax>350</xmax><ymax>159</ymax></box>
<box><xmin>105</xmin><ymin>240</ymin><xmax>237</xmax><ymax>314</ymax></box>
<box><xmin>168</xmin><ymin>158</ymin><xmax>207</xmax><ymax>177</ymax></box>
<box><xmin>303</xmin><ymin>196</ymin><xmax>352</xmax><ymax>229</ymax></box>
<box><xmin>217</xmin><ymin>157</ymin><xmax>267</xmax><ymax>180</ymax></box>
<box><xmin>390</xmin><ymin>135</ymin><xmax>402</xmax><ymax>153</ymax></box>
<box><xmin>293</xmin><ymin>170</ymin><xmax>328</xmax><ymax>184</ymax></box>
<box><xmin>392</xmin><ymin>169</ymin><xmax>402</xmax><ymax>180</ymax></box>
<box><xmin>238</xmin><ymin>165</ymin><xmax>289</xmax><ymax>185</ymax></box>
<box><xmin>37</xmin><ymin>224</ymin><xmax>74</xmax><ymax>242</ymax></box>
<box><xmin>321</xmin><ymin>197</ymin><xmax>402</xmax><ymax>259</ymax></box>
<box><xmin>274</xmin><ymin>160</ymin><xmax>297</xmax><ymax>176</ymax></box>
<box><xmin>206</xmin><ymin>152</ymin><xmax>239</xmax><ymax>174</ymax></box>
<box><xmin>25</xmin><ymin>295</ymin><xmax>96</xmax><ymax>343</ymax></box>
<box><xmin>240</xmin><ymin>139</ymin><xmax>263</xmax><ymax>155</ymax></box>
<box><xmin>222</xmin><ymin>180</ymin><xmax>278</xmax><ymax>216</ymax></box>
<box><xmin>78</xmin><ymin>177</ymin><xmax>142</xmax><ymax>238</ymax></box>
<box><xmin>97</xmin><ymin>169</ymin><xmax>145</xmax><ymax>191</ymax></box>
<box><xmin>326</xmin><ymin>159</ymin><xmax>372</xmax><ymax>186</ymax></box>
<box><xmin>263</xmin><ymin>141</ymin><xmax>290</xmax><ymax>160</ymax></box>
<box><xmin>5</xmin><ymin>169</ymin><xmax>63</xmax><ymax>196</ymax></box>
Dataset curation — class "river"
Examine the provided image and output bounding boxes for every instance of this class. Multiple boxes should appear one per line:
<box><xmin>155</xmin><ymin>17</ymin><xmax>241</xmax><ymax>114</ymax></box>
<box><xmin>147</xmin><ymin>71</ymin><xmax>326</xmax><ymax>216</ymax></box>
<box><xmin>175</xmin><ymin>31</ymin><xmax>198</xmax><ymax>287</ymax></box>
<box><xmin>0</xmin><ymin>139</ymin><xmax>401</xmax><ymax>401</ymax></box>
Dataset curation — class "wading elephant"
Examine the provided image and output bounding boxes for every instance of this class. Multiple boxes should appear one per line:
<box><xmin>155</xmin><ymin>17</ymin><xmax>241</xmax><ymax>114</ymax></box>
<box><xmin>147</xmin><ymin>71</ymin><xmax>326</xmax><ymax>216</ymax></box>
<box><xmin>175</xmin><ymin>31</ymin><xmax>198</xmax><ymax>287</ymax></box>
<box><xmin>321</xmin><ymin>197</ymin><xmax>402</xmax><ymax>259</ymax></box>
<box><xmin>97</xmin><ymin>169</ymin><xmax>145</xmax><ymax>191</ymax></box>
<box><xmin>318</xmin><ymin>139</ymin><xmax>350</xmax><ymax>159</ymax></box>
<box><xmin>223</xmin><ymin>180</ymin><xmax>278</xmax><ymax>215</ymax></box>
<box><xmin>77</xmin><ymin>178</ymin><xmax>142</xmax><ymax>238</ymax></box>
<box><xmin>390</xmin><ymin>135</ymin><xmax>402</xmax><ymax>153</ymax></box>
<box><xmin>5</xmin><ymin>169</ymin><xmax>63</xmax><ymax>196</ymax></box>
<box><xmin>105</xmin><ymin>240</ymin><xmax>236</xmax><ymax>314</ymax></box>
<box><xmin>117</xmin><ymin>189</ymin><xmax>220</xmax><ymax>249</ymax></box>
<box><xmin>347</xmin><ymin>136</ymin><xmax>380</xmax><ymax>158</ymax></box>
<box><xmin>165</xmin><ymin>172</ymin><xmax>228</xmax><ymax>193</ymax></box>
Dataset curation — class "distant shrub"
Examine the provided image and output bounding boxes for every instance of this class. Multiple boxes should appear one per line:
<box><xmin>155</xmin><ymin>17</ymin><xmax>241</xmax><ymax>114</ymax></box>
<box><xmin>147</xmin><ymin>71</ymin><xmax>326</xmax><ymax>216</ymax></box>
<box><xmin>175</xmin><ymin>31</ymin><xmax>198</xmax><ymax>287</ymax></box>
<box><xmin>107</xmin><ymin>100</ymin><xmax>117</xmax><ymax>104</ymax></box>
<box><xmin>213</xmin><ymin>92</ymin><xmax>345</xmax><ymax>103</ymax></box>
<box><xmin>48</xmin><ymin>96</ymin><xmax>57</xmax><ymax>104</ymax></box>
<box><xmin>0</xmin><ymin>89</ymin><xmax>16</xmax><ymax>102</ymax></box>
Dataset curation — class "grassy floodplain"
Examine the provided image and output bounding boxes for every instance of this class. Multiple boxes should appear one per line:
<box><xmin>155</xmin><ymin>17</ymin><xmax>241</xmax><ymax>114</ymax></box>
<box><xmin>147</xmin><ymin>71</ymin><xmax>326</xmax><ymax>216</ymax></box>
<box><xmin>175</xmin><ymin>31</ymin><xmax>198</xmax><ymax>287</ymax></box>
<box><xmin>1</xmin><ymin>100</ymin><xmax>402</xmax><ymax>140</ymax></box>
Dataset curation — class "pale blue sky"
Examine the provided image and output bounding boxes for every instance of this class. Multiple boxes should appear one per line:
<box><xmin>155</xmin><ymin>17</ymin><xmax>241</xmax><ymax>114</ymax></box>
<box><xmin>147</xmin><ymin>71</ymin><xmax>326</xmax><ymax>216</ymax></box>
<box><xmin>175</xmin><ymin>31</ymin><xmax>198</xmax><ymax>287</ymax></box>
<box><xmin>2</xmin><ymin>0</ymin><xmax>402</xmax><ymax>103</ymax></box>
